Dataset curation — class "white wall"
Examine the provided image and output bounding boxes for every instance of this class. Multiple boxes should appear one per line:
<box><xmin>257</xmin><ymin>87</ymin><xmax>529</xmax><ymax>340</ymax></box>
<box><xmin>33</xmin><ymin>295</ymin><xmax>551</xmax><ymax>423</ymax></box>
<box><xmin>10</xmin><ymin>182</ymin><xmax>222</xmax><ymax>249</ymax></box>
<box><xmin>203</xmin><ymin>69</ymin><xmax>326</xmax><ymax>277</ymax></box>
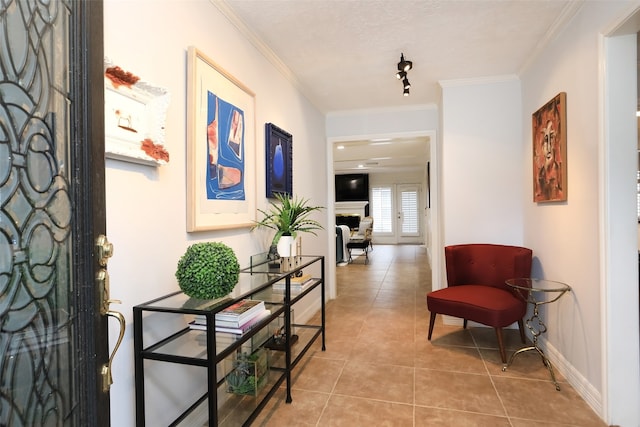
<box><xmin>604</xmin><ymin>30</ymin><xmax>640</xmax><ymax>426</ymax></box>
<box><xmin>521</xmin><ymin>1</ymin><xmax>639</xmax><ymax>423</ymax></box>
<box><xmin>326</xmin><ymin>104</ymin><xmax>439</xmax><ymax>139</ymax></box>
<box><xmin>440</xmin><ymin>76</ymin><xmax>524</xmax><ymax>247</ymax></box>
<box><xmin>104</xmin><ymin>1</ymin><xmax>327</xmax><ymax>425</ymax></box>
<box><xmin>521</xmin><ymin>1</ymin><xmax>603</xmax><ymax>402</ymax></box>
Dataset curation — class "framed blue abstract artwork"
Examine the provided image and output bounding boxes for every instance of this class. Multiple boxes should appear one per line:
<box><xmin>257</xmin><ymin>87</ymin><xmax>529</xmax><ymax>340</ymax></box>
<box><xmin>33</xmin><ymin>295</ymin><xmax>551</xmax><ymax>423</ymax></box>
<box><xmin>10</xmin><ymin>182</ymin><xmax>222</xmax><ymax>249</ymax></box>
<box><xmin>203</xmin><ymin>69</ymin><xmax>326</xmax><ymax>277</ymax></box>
<box><xmin>265</xmin><ymin>123</ymin><xmax>292</xmax><ymax>198</ymax></box>
<box><xmin>186</xmin><ymin>46</ymin><xmax>256</xmax><ymax>231</ymax></box>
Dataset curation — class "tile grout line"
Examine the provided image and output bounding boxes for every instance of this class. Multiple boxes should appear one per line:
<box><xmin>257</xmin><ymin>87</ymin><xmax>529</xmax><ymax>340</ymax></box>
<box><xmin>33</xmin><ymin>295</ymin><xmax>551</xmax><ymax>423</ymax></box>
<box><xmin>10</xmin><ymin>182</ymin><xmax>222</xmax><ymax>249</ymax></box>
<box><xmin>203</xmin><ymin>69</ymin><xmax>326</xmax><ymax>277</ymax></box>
<box><xmin>476</xmin><ymin>335</ymin><xmax>514</xmax><ymax>426</ymax></box>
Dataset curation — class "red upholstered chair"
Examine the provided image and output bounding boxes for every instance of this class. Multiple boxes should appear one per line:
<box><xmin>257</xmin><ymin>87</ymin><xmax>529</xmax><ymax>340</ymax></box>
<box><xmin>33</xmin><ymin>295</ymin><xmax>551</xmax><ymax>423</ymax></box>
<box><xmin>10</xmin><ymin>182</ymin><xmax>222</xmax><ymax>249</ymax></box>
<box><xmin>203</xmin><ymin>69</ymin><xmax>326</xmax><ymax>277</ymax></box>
<box><xmin>426</xmin><ymin>244</ymin><xmax>533</xmax><ymax>363</ymax></box>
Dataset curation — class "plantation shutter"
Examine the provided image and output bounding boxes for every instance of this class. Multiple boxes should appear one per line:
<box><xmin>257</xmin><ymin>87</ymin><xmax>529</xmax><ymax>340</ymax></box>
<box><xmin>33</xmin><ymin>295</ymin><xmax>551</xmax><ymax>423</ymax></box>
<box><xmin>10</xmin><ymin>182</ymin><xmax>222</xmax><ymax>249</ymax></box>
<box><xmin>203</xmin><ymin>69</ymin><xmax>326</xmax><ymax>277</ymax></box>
<box><xmin>401</xmin><ymin>190</ymin><xmax>419</xmax><ymax>233</ymax></box>
<box><xmin>372</xmin><ymin>186</ymin><xmax>393</xmax><ymax>233</ymax></box>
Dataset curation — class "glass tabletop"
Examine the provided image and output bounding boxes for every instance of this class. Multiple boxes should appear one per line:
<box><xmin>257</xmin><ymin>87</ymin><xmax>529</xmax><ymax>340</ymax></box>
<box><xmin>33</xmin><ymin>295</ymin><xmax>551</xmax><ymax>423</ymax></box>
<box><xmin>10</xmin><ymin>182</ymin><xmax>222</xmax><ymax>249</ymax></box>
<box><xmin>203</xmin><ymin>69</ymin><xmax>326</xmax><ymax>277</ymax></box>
<box><xmin>506</xmin><ymin>278</ymin><xmax>571</xmax><ymax>293</ymax></box>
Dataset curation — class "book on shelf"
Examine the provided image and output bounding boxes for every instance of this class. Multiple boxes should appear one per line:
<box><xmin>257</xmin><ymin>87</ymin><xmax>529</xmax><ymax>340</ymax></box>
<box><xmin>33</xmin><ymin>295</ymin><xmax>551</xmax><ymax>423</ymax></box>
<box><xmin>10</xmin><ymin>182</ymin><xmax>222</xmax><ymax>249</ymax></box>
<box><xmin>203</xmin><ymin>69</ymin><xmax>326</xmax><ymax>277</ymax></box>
<box><xmin>213</xmin><ymin>309</ymin><xmax>272</xmax><ymax>335</ymax></box>
<box><xmin>272</xmin><ymin>276</ymin><xmax>314</xmax><ymax>291</ymax></box>
<box><xmin>214</xmin><ymin>316</ymin><xmax>258</xmax><ymax>329</ymax></box>
<box><xmin>189</xmin><ymin>308</ymin><xmax>271</xmax><ymax>332</ymax></box>
<box><xmin>193</xmin><ymin>306</ymin><xmax>267</xmax><ymax>329</ymax></box>
<box><xmin>289</xmin><ymin>273</ymin><xmax>312</xmax><ymax>284</ymax></box>
<box><xmin>214</xmin><ymin>299</ymin><xmax>265</xmax><ymax>323</ymax></box>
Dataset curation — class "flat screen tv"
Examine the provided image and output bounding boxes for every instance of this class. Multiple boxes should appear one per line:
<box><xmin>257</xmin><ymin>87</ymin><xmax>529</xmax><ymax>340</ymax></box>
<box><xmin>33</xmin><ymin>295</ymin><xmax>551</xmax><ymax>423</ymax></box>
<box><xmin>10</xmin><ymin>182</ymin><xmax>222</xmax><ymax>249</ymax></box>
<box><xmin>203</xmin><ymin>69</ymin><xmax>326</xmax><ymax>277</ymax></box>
<box><xmin>335</xmin><ymin>173</ymin><xmax>369</xmax><ymax>202</ymax></box>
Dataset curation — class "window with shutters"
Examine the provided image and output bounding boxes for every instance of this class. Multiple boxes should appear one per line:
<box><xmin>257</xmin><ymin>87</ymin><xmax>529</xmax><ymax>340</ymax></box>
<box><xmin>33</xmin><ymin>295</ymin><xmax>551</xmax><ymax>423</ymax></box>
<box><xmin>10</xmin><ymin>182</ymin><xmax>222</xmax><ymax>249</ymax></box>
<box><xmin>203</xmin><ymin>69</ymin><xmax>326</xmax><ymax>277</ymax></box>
<box><xmin>372</xmin><ymin>186</ymin><xmax>393</xmax><ymax>233</ymax></box>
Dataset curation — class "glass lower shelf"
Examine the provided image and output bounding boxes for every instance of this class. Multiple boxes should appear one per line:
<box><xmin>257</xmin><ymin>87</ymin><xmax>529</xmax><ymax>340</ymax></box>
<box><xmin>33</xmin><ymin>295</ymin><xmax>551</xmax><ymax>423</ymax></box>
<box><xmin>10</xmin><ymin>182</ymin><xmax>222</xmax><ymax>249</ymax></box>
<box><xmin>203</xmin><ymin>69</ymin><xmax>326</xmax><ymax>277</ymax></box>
<box><xmin>170</xmin><ymin>323</ymin><xmax>323</xmax><ymax>426</ymax></box>
<box><xmin>172</xmin><ymin>369</ymin><xmax>285</xmax><ymax>427</ymax></box>
<box><xmin>268</xmin><ymin>324</ymin><xmax>322</xmax><ymax>370</ymax></box>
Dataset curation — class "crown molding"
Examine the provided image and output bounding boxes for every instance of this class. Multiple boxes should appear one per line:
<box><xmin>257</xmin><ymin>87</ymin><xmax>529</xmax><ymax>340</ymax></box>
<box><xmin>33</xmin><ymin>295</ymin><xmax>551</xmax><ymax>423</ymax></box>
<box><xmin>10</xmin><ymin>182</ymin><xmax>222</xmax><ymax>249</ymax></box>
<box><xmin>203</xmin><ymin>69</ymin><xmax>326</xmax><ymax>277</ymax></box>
<box><xmin>210</xmin><ymin>0</ymin><xmax>327</xmax><ymax>112</ymax></box>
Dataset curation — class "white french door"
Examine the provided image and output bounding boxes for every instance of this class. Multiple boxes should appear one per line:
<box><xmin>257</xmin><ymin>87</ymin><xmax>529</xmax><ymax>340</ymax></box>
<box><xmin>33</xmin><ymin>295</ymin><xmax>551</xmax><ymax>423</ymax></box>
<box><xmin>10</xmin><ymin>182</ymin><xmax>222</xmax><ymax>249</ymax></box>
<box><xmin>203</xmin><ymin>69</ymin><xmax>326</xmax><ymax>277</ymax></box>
<box><xmin>396</xmin><ymin>184</ymin><xmax>421</xmax><ymax>243</ymax></box>
<box><xmin>371</xmin><ymin>184</ymin><xmax>422</xmax><ymax>243</ymax></box>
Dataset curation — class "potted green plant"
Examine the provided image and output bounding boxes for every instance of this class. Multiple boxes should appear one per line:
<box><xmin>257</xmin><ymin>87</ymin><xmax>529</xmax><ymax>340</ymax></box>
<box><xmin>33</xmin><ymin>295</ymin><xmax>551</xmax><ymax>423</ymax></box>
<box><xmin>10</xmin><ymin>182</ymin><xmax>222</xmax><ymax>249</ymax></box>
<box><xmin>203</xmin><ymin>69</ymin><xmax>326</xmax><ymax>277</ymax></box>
<box><xmin>225</xmin><ymin>349</ymin><xmax>269</xmax><ymax>396</ymax></box>
<box><xmin>175</xmin><ymin>242</ymin><xmax>240</xmax><ymax>299</ymax></box>
<box><xmin>253</xmin><ymin>193</ymin><xmax>324</xmax><ymax>257</ymax></box>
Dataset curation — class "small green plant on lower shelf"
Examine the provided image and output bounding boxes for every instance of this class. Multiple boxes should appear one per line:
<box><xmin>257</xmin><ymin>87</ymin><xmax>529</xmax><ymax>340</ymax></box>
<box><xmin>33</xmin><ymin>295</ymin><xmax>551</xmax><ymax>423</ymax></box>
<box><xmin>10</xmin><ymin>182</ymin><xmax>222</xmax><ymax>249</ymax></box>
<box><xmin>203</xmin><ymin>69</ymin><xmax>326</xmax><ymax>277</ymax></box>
<box><xmin>226</xmin><ymin>350</ymin><xmax>268</xmax><ymax>396</ymax></box>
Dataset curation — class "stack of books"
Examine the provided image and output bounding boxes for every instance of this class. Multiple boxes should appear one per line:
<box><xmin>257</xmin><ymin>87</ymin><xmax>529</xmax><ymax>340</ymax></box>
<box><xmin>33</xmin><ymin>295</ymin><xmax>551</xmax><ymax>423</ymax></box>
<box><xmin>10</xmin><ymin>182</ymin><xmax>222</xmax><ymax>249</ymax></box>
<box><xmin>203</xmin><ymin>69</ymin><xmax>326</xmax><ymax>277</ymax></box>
<box><xmin>272</xmin><ymin>273</ymin><xmax>314</xmax><ymax>292</ymax></box>
<box><xmin>189</xmin><ymin>299</ymin><xmax>271</xmax><ymax>335</ymax></box>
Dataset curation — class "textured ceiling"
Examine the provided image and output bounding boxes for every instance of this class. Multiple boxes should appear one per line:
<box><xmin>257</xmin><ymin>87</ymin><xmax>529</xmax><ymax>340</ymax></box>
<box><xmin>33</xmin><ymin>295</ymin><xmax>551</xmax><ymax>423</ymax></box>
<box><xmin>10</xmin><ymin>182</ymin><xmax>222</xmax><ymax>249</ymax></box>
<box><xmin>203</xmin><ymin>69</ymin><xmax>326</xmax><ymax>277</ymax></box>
<box><xmin>216</xmin><ymin>0</ymin><xmax>580</xmax><ymax>173</ymax></box>
<box><xmin>218</xmin><ymin>0</ymin><xmax>579</xmax><ymax>113</ymax></box>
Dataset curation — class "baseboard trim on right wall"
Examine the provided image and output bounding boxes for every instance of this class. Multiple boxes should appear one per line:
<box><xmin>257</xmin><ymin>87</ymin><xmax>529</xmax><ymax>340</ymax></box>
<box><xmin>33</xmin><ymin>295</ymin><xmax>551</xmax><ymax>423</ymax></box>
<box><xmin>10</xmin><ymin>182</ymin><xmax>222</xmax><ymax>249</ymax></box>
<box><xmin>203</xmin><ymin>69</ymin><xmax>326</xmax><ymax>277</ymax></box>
<box><xmin>541</xmin><ymin>337</ymin><xmax>603</xmax><ymax>419</ymax></box>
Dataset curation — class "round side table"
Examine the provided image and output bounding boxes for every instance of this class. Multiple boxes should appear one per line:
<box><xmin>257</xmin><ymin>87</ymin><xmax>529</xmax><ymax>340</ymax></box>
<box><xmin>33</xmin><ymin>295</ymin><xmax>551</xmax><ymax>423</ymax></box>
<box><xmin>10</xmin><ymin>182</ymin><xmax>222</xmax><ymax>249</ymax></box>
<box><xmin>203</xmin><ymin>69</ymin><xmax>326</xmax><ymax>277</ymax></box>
<box><xmin>502</xmin><ymin>278</ymin><xmax>571</xmax><ymax>391</ymax></box>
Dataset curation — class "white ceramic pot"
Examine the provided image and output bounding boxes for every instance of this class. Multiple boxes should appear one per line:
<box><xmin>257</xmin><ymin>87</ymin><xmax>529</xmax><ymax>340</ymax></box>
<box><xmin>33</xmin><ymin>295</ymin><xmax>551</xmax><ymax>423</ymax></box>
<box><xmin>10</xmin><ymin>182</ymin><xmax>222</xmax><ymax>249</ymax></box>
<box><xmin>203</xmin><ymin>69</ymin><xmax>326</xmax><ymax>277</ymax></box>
<box><xmin>277</xmin><ymin>235</ymin><xmax>294</xmax><ymax>257</ymax></box>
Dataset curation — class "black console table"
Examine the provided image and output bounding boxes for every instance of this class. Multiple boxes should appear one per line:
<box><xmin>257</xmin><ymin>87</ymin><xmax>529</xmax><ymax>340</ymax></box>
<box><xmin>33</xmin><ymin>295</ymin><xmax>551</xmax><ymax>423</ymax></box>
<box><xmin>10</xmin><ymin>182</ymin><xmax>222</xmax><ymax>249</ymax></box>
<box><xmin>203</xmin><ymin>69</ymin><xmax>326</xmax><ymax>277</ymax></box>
<box><xmin>133</xmin><ymin>255</ymin><xmax>325</xmax><ymax>426</ymax></box>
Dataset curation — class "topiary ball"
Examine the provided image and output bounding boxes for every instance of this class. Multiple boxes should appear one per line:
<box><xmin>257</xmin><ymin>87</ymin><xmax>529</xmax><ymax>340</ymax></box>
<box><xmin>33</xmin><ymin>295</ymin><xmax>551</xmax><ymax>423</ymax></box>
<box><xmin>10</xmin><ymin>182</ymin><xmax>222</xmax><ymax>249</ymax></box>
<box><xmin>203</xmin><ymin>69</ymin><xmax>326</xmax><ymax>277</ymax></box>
<box><xmin>175</xmin><ymin>242</ymin><xmax>240</xmax><ymax>299</ymax></box>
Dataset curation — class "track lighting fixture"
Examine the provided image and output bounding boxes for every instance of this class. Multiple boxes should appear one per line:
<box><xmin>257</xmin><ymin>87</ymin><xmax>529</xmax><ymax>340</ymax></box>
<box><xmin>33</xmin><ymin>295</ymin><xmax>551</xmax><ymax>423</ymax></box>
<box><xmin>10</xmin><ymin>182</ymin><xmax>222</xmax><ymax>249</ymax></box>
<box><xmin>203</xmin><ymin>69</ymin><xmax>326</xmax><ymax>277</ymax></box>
<box><xmin>396</xmin><ymin>53</ymin><xmax>413</xmax><ymax>96</ymax></box>
<box><xmin>397</xmin><ymin>53</ymin><xmax>412</xmax><ymax>72</ymax></box>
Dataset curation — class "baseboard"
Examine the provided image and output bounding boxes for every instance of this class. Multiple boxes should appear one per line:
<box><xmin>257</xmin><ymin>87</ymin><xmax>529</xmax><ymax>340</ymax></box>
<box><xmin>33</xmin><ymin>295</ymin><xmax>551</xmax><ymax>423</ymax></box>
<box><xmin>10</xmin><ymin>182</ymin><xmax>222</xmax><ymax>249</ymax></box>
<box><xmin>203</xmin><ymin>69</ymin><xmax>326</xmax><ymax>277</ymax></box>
<box><xmin>293</xmin><ymin>299</ymin><xmax>320</xmax><ymax>324</ymax></box>
<box><xmin>438</xmin><ymin>318</ymin><xmax>604</xmax><ymax>421</ymax></box>
<box><xmin>442</xmin><ymin>315</ymin><xmax>464</xmax><ymax>326</ymax></box>
<box><xmin>442</xmin><ymin>317</ymin><xmax>519</xmax><ymax>330</ymax></box>
<box><xmin>538</xmin><ymin>336</ymin><xmax>603</xmax><ymax>418</ymax></box>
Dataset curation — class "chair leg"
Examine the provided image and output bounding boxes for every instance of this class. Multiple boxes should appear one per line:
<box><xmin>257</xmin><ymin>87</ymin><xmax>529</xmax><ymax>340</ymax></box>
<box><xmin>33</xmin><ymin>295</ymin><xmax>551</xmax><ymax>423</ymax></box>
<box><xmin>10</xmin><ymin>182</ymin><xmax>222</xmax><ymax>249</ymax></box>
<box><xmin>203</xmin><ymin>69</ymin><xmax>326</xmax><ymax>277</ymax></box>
<box><xmin>463</xmin><ymin>319</ymin><xmax>468</xmax><ymax>329</ymax></box>
<box><xmin>517</xmin><ymin>319</ymin><xmax>526</xmax><ymax>343</ymax></box>
<box><xmin>495</xmin><ymin>328</ymin><xmax>507</xmax><ymax>363</ymax></box>
<box><xmin>428</xmin><ymin>312</ymin><xmax>436</xmax><ymax>340</ymax></box>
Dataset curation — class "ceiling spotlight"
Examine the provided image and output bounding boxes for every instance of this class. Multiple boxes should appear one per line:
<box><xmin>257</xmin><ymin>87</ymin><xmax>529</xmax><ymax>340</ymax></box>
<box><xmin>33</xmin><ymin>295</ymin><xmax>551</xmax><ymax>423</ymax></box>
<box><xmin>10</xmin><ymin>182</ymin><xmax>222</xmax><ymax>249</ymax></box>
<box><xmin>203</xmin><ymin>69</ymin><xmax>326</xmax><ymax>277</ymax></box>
<box><xmin>395</xmin><ymin>53</ymin><xmax>413</xmax><ymax>96</ymax></box>
<box><xmin>397</xmin><ymin>53</ymin><xmax>412</xmax><ymax>72</ymax></box>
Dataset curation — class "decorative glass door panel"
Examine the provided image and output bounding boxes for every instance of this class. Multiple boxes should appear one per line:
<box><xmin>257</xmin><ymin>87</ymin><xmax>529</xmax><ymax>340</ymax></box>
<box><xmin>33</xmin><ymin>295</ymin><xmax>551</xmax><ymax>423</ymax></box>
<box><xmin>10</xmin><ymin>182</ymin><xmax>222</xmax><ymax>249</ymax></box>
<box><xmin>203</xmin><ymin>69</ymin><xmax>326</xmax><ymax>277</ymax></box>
<box><xmin>0</xmin><ymin>1</ymin><xmax>107</xmax><ymax>425</ymax></box>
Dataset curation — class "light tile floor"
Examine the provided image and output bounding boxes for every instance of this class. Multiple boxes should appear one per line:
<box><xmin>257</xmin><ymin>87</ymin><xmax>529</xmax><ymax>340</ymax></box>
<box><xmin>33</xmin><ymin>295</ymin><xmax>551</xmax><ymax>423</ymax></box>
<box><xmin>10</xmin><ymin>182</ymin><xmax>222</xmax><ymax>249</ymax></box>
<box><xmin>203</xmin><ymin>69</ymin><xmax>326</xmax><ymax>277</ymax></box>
<box><xmin>254</xmin><ymin>245</ymin><xmax>606</xmax><ymax>426</ymax></box>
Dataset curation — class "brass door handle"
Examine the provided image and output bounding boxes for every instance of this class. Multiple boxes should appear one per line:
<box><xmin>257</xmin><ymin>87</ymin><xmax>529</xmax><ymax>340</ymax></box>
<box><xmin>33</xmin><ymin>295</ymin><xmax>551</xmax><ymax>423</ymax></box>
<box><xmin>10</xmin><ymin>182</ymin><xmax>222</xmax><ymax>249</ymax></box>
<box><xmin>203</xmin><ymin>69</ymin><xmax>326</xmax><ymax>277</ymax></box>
<box><xmin>95</xmin><ymin>234</ymin><xmax>123</xmax><ymax>392</ymax></box>
<box><xmin>102</xmin><ymin>308</ymin><xmax>125</xmax><ymax>392</ymax></box>
<box><xmin>96</xmin><ymin>234</ymin><xmax>114</xmax><ymax>266</ymax></box>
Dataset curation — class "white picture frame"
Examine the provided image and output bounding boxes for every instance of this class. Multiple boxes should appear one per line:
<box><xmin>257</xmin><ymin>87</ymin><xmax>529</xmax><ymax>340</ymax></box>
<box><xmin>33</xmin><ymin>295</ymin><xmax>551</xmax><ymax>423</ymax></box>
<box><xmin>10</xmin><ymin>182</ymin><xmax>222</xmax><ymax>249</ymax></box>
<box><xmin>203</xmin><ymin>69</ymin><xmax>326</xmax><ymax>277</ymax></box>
<box><xmin>104</xmin><ymin>58</ymin><xmax>170</xmax><ymax>166</ymax></box>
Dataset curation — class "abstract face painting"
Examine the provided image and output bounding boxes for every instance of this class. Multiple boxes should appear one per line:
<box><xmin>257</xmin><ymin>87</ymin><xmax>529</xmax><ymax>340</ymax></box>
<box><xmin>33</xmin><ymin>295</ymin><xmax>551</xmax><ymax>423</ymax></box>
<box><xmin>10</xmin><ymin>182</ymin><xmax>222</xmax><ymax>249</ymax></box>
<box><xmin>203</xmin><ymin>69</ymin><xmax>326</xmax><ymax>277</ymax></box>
<box><xmin>532</xmin><ymin>93</ymin><xmax>567</xmax><ymax>203</ymax></box>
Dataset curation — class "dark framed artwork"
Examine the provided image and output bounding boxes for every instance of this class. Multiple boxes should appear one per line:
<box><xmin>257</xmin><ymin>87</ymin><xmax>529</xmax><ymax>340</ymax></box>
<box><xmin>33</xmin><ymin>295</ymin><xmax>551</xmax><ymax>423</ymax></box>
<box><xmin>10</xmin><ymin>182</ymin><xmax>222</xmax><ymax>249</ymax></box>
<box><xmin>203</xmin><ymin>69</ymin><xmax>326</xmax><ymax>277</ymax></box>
<box><xmin>532</xmin><ymin>92</ymin><xmax>567</xmax><ymax>203</ymax></box>
<box><xmin>265</xmin><ymin>123</ymin><xmax>293</xmax><ymax>198</ymax></box>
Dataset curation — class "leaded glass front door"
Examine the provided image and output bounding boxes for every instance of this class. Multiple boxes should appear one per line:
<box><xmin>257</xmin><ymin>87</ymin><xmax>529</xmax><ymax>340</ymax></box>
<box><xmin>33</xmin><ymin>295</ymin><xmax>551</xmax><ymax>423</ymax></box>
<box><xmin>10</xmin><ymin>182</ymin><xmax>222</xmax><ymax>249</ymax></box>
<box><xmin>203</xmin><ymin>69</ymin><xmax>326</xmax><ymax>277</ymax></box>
<box><xmin>0</xmin><ymin>1</ymin><xmax>109</xmax><ymax>425</ymax></box>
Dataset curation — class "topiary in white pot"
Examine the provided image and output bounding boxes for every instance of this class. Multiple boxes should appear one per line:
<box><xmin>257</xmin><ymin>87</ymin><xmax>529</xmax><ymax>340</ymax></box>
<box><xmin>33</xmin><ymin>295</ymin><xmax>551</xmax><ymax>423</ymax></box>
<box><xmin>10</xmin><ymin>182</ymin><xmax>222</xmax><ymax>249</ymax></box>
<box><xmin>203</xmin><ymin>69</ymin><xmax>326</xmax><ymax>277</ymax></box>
<box><xmin>175</xmin><ymin>242</ymin><xmax>240</xmax><ymax>299</ymax></box>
